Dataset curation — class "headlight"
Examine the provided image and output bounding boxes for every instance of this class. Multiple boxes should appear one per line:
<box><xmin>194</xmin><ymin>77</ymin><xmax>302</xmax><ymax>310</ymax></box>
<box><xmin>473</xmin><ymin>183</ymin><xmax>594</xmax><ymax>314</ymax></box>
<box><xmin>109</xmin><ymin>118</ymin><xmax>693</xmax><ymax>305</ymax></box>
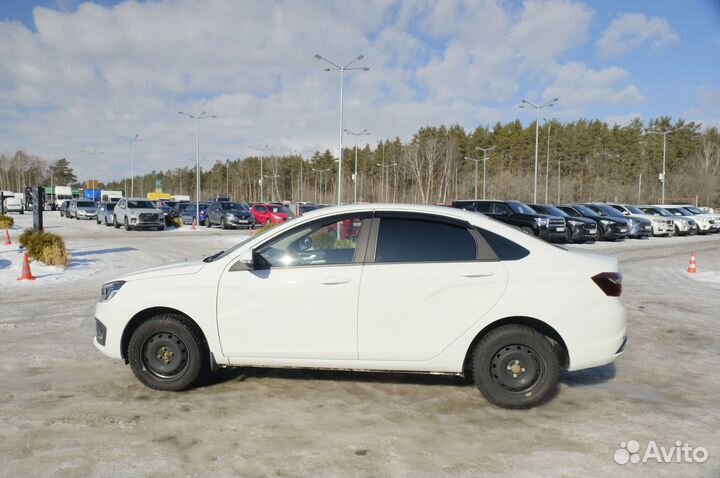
<box><xmin>626</xmin><ymin>218</ymin><xmax>635</xmax><ymax>226</ymax></box>
<box><xmin>600</xmin><ymin>219</ymin><xmax>613</xmax><ymax>225</ymax></box>
<box><xmin>567</xmin><ymin>219</ymin><xmax>582</xmax><ymax>226</ymax></box>
<box><xmin>100</xmin><ymin>281</ymin><xmax>125</xmax><ymax>301</ymax></box>
<box><xmin>227</xmin><ymin>213</ymin><xmax>236</xmax><ymax>219</ymax></box>
<box><xmin>534</xmin><ymin>217</ymin><xmax>549</xmax><ymax>227</ymax></box>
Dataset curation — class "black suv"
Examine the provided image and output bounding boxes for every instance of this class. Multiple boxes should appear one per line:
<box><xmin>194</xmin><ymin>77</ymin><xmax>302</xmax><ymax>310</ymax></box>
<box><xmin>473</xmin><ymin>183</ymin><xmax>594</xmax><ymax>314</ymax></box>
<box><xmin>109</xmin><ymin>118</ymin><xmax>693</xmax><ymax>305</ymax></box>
<box><xmin>557</xmin><ymin>204</ymin><xmax>628</xmax><ymax>241</ymax></box>
<box><xmin>451</xmin><ymin>199</ymin><xmax>566</xmax><ymax>242</ymax></box>
<box><xmin>530</xmin><ymin>204</ymin><xmax>598</xmax><ymax>243</ymax></box>
<box><xmin>205</xmin><ymin>201</ymin><xmax>254</xmax><ymax>229</ymax></box>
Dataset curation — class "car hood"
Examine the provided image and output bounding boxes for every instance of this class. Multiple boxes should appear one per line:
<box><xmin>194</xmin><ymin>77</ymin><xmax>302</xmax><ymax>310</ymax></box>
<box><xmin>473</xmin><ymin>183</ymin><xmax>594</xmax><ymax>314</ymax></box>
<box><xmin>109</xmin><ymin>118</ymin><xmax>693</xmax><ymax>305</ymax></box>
<box><xmin>119</xmin><ymin>261</ymin><xmax>205</xmax><ymax>281</ymax></box>
<box><xmin>127</xmin><ymin>208</ymin><xmax>163</xmax><ymax>214</ymax></box>
<box><xmin>631</xmin><ymin>213</ymin><xmax>667</xmax><ymax>222</ymax></box>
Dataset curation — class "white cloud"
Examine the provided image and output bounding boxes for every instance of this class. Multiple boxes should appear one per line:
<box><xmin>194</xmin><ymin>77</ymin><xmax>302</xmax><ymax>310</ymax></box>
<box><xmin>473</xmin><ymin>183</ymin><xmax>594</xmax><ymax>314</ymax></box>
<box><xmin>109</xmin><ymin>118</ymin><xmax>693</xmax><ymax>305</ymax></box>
<box><xmin>606</xmin><ymin>112</ymin><xmax>642</xmax><ymax>127</ymax></box>
<box><xmin>597</xmin><ymin>13</ymin><xmax>679</xmax><ymax>58</ymax></box>
<box><xmin>0</xmin><ymin>0</ymin><xmax>650</xmax><ymax>182</ymax></box>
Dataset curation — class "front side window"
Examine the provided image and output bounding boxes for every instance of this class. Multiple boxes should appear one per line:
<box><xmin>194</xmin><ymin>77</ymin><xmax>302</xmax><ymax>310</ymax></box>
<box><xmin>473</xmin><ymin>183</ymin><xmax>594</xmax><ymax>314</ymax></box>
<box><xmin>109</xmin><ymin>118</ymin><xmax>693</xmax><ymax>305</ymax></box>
<box><xmin>375</xmin><ymin>217</ymin><xmax>477</xmax><ymax>263</ymax></box>
<box><xmin>494</xmin><ymin>203</ymin><xmax>512</xmax><ymax>215</ymax></box>
<box><xmin>256</xmin><ymin>214</ymin><xmax>369</xmax><ymax>267</ymax></box>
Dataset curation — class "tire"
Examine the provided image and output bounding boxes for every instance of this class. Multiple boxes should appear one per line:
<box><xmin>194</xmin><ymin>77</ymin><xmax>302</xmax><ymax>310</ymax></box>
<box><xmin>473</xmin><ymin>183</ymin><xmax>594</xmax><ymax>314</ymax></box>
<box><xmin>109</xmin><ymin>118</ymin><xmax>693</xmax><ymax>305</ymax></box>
<box><xmin>471</xmin><ymin>324</ymin><xmax>559</xmax><ymax>409</ymax></box>
<box><xmin>157</xmin><ymin>224</ymin><xmax>165</xmax><ymax>231</ymax></box>
<box><xmin>521</xmin><ymin>226</ymin><xmax>534</xmax><ymax>236</ymax></box>
<box><xmin>124</xmin><ymin>217</ymin><xmax>131</xmax><ymax>231</ymax></box>
<box><xmin>221</xmin><ymin>217</ymin><xmax>228</xmax><ymax>229</ymax></box>
<box><xmin>113</xmin><ymin>215</ymin><xmax>120</xmax><ymax>228</ymax></box>
<box><xmin>127</xmin><ymin>314</ymin><xmax>208</xmax><ymax>391</ymax></box>
<box><xmin>205</xmin><ymin>217</ymin><xmax>211</xmax><ymax>228</ymax></box>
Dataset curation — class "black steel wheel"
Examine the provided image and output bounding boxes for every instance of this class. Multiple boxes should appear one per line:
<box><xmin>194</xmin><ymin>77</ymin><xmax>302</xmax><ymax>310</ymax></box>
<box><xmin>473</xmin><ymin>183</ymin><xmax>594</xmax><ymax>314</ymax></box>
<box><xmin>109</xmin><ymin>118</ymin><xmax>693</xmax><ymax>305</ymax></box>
<box><xmin>128</xmin><ymin>314</ymin><xmax>208</xmax><ymax>391</ymax></box>
<box><xmin>471</xmin><ymin>324</ymin><xmax>559</xmax><ymax>409</ymax></box>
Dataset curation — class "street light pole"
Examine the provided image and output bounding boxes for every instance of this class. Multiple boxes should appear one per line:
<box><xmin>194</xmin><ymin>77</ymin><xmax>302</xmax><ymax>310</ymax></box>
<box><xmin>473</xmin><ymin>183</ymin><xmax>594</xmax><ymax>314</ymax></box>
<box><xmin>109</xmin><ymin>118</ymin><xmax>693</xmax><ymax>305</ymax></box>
<box><xmin>464</xmin><ymin>156</ymin><xmax>481</xmax><ymax>200</ymax></box>
<box><xmin>314</xmin><ymin>54</ymin><xmax>369</xmax><ymax>205</ymax></box>
<box><xmin>179</xmin><ymin>111</ymin><xmax>216</xmax><ymax>225</ymax></box>
<box><xmin>645</xmin><ymin>125</ymin><xmax>692</xmax><ymax>203</ymax></box>
<box><xmin>475</xmin><ymin>146</ymin><xmax>495</xmax><ymax>200</ymax></box>
<box><xmin>519</xmin><ymin>98</ymin><xmax>559</xmax><ymax>203</ymax></box>
<box><xmin>376</xmin><ymin>162</ymin><xmax>397</xmax><ymax>202</ymax></box>
<box><xmin>543</xmin><ymin>118</ymin><xmax>553</xmax><ymax>204</ymax></box>
<box><xmin>344</xmin><ymin>128</ymin><xmax>369</xmax><ymax>203</ymax></box>
<box><xmin>80</xmin><ymin>150</ymin><xmax>104</xmax><ymax>201</ymax></box>
<box><xmin>250</xmin><ymin>145</ymin><xmax>270</xmax><ymax>202</ymax></box>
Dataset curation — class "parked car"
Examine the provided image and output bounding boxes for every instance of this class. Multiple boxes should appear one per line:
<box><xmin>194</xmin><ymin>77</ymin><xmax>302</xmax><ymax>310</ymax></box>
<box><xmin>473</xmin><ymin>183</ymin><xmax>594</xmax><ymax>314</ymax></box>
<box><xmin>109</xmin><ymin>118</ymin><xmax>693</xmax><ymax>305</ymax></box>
<box><xmin>451</xmin><ymin>199</ymin><xmax>566</xmax><ymax>242</ymax></box>
<box><xmin>658</xmin><ymin>205</ymin><xmax>715</xmax><ymax>235</ymax></box>
<box><xmin>180</xmin><ymin>203</ymin><xmax>209</xmax><ymax>225</ymax></box>
<box><xmin>170</xmin><ymin>201</ymin><xmax>190</xmax><ymax>219</ymax></box>
<box><xmin>97</xmin><ymin>202</ymin><xmax>117</xmax><ymax>226</ymax></box>
<box><xmin>59</xmin><ymin>200</ymin><xmax>71</xmax><ymax>217</ymax></box>
<box><xmin>72</xmin><ymin>199</ymin><xmax>98</xmax><ymax>220</ymax></box>
<box><xmin>529</xmin><ymin>204</ymin><xmax>597</xmax><ymax>243</ymax></box>
<box><xmin>298</xmin><ymin>203</ymin><xmax>320</xmax><ymax>215</ymax></box>
<box><xmin>578</xmin><ymin>203</ymin><xmax>651</xmax><ymax>239</ymax></box>
<box><xmin>94</xmin><ymin>204</ymin><xmax>627</xmax><ymax>409</ymax></box>
<box><xmin>557</xmin><ymin>204</ymin><xmax>628</xmax><ymax>241</ymax></box>
<box><xmin>670</xmin><ymin>205</ymin><xmax>720</xmax><ymax>233</ymax></box>
<box><xmin>251</xmin><ymin>203</ymin><xmax>291</xmax><ymax>225</ymax></box>
<box><xmin>113</xmin><ymin>198</ymin><xmax>165</xmax><ymax>231</ymax></box>
<box><xmin>638</xmin><ymin>206</ymin><xmax>697</xmax><ymax>236</ymax></box>
<box><xmin>205</xmin><ymin>201</ymin><xmax>255</xmax><ymax>229</ymax></box>
<box><xmin>605</xmin><ymin>203</ymin><xmax>674</xmax><ymax>237</ymax></box>
<box><xmin>3</xmin><ymin>196</ymin><xmax>24</xmax><ymax>214</ymax></box>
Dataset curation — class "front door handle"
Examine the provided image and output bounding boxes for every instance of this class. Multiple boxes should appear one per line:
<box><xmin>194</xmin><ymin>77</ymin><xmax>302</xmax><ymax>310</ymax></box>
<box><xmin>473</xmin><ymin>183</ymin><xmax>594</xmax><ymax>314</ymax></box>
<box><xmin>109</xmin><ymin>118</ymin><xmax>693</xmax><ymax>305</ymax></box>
<box><xmin>319</xmin><ymin>276</ymin><xmax>351</xmax><ymax>285</ymax></box>
<box><xmin>461</xmin><ymin>271</ymin><xmax>494</xmax><ymax>278</ymax></box>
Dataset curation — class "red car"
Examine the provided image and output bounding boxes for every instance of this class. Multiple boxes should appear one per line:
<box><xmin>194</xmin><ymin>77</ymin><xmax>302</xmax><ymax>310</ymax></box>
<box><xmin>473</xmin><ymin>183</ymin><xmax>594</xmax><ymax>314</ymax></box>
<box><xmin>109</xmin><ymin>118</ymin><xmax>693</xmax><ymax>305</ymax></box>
<box><xmin>251</xmin><ymin>203</ymin><xmax>290</xmax><ymax>225</ymax></box>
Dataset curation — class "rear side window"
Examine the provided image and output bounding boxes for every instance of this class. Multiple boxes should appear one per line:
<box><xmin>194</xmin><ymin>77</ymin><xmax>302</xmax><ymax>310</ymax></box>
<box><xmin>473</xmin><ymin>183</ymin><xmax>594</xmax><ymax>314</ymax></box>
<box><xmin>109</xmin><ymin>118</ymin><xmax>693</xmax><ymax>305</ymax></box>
<box><xmin>478</xmin><ymin>228</ymin><xmax>529</xmax><ymax>261</ymax></box>
<box><xmin>375</xmin><ymin>218</ymin><xmax>476</xmax><ymax>263</ymax></box>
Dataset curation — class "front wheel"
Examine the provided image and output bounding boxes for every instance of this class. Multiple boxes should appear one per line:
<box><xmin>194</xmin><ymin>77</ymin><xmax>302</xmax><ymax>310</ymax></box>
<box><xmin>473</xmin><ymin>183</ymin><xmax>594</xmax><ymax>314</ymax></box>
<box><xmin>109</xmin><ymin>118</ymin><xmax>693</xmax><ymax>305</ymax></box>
<box><xmin>127</xmin><ymin>314</ymin><xmax>208</xmax><ymax>391</ymax></box>
<box><xmin>205</xmin><ymin>217</ymin><xmax>211</xmax><ymax>227</ymax></box>
<box><xmin>124</xmin><ymin>217</ymin><xmax>131</xmax><ymax>231</ymax></box>
<box><xmin>471</xmin><ymin>324</ymin><xmax>559</xmax><ymax>409</ymax></box>
<box><xmin>521</xmin><ymin>226</ymin><xmax>534</xmax><ymax>236</ymax></box>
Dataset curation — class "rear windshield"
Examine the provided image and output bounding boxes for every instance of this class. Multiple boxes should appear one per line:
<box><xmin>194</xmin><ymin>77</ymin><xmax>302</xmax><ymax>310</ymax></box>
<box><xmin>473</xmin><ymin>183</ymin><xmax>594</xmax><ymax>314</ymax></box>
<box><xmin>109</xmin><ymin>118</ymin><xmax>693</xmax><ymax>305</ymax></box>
<box><xmin>77</xmin><ymin>201</ymin><xmax>95</xmax><ymax>207</ymax></box>
<box><xmin>105</xmin><ymin>203</ymin><xmax>116</xmax><ymax>210</ymax></box>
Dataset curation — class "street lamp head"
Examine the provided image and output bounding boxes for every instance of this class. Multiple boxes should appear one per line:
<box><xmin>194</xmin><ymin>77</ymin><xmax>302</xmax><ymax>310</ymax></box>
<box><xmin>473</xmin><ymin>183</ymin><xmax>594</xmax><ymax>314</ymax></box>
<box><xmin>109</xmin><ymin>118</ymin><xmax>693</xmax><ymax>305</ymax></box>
<box><xmin>314</xmin><ymin>54</ymin><xmax>322</xmax><ymax>60</ymax></box>
<box><xmin>356</xmin><ymin>55</ymin><xmax>364</xmax><ymax>61</ymax></box>
<box><xmin>362</xmin><ymin>67</ymin><xmax>370</xmax><ymax>71</ymax></box>
<box><xmin>323</xmin><ymin>68</ymin><xmax>331</xmax><ymax>71</ymax></box>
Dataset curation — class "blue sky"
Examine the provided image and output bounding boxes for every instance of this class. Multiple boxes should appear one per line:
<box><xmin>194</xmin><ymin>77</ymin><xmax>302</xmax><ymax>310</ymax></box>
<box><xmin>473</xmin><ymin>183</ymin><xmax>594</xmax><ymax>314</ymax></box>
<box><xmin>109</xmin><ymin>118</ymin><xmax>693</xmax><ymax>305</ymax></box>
<box><xmin>0</xmin><ymin>0</ymin><xmax>718</xmax><ymax>182</ymax></box>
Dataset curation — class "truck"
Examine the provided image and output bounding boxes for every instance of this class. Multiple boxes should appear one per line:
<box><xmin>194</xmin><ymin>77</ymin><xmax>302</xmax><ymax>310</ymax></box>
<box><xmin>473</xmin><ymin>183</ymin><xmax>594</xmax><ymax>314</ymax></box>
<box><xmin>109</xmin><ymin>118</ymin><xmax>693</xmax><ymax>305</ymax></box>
<box><xmin>51</xmin><ymin>186</ymin><xmax>74</xmax><ymax>210</ymax></box>
<box><xmin>100</xmin><ymin>190</ymin><xmax>123</xmax><ymax>203</ymax></box>
<box><xmin>147</xmin><ymin>192</ymin><xmax>172</xmax><ymax>201</ymax></box>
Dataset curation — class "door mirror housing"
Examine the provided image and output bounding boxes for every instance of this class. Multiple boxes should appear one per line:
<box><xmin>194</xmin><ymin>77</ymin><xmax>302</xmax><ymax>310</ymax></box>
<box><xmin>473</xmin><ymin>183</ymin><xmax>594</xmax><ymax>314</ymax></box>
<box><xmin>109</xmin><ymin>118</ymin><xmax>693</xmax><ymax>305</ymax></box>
<box><xmin>229</xmin><ymin>249</ymin><xmax>255</xmax><ymax>272</ymax></box>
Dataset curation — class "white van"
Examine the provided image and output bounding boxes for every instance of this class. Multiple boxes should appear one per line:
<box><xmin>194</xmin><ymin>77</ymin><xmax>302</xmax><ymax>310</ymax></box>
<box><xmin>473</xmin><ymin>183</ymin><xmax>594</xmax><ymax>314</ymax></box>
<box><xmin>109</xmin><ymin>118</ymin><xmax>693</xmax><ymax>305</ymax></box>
<box><xmin>3</xmin><ymin>196</ymin><xmax>24</xmax><ymax>214</ymax></box>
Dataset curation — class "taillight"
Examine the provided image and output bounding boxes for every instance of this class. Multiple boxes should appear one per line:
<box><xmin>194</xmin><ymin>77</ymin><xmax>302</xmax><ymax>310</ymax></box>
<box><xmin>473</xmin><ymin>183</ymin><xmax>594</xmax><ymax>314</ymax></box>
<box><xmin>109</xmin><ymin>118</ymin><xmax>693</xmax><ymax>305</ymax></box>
<box><xmin>592</xmin><ymin>272</ymin><xmax>623</xmax><ymax>297</ymax></box>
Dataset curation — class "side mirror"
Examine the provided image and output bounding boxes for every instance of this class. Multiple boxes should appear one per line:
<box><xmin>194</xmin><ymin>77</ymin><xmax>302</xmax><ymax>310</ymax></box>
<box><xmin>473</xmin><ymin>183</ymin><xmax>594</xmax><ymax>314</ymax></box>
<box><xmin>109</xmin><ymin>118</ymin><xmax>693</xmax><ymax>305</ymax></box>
<box><xmin>229</xmin><ymin>249</ymin><xmax>255</xmax><ymax>272</ymax></box>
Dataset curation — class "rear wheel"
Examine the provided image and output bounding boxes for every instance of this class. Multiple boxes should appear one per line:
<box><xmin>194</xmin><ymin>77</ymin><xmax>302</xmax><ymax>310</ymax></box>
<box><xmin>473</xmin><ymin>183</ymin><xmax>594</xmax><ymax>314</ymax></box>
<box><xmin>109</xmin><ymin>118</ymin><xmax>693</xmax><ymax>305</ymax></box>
<box><xmin>205</xmin><ymin>217</ymin><xmax>211</xmax><ymax>227</ymax></box>
<box><xmin>127</xmin><ymin>314</ymin><xmax>208</xmax><ymax>391</ymax></box>
<box><xmin>471</xmin><ymin>324</ymin><xmax>559</xmax><ymax>409</ymax></box>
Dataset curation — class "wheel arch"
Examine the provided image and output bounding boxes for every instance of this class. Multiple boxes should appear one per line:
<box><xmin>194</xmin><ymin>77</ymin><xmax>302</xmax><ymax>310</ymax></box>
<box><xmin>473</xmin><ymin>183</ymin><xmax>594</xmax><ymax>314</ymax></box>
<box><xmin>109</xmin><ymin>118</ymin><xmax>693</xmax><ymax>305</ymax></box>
<box><xmin>462</xmin><ymin>316</ymin><xmax>569</xmax><ymax>373</ymax></box>
<box><xmin>121</xmin><ymin>307</ymin><xmax>211</xmax><ymax>364</ymax></box>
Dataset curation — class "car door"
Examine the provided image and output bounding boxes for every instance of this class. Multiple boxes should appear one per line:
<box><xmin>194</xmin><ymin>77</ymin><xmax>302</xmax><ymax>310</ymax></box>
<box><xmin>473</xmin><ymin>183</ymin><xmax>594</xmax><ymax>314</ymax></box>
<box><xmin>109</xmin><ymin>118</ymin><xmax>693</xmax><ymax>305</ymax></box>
<box><xmin>253</xmin><ymin>205</ymin><xmax>268</xmax><ymax>224</ymax></box>
<box><xmin>357</xmin><ymin>213</ymin><xmax>509</xmax><ymax>361</ymax></box>
<box><xmin>216</xmin><ymin>212</ymin><xmax>372</xmax><ymax>360</ymax></box>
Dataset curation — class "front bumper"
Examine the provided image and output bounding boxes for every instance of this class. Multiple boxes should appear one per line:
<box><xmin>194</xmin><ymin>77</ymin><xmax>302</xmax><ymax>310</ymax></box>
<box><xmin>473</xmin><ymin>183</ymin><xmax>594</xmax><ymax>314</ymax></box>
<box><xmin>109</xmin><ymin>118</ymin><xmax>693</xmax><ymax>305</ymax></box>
<box><xmin>568</xmin><ymin>222</ymin><xmax>597</xmax><ymax>242</ymax></box>
<box><xmin>600</xmin><ymin>223</ymin><xmax>628</xmax><ymax>240</ymax></box>
<box><xmin>628</xmin><ymin>222</ymin><xmax>652</xmax><ymax>238</ymax></box>
<box><xmin>538</xmin><ymin>226</ymin><xmax>567</xmax><ymax>242</ymax></box>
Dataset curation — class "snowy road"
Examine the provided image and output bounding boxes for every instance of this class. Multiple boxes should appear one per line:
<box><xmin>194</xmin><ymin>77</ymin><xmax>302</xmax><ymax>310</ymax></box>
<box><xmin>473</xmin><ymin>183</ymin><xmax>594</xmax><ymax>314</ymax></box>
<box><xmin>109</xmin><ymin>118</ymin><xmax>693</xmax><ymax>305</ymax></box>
<box><xmin>1</xmin><ymin>212</ymin><xmax>718</xmax><ymax>477</ymax></box>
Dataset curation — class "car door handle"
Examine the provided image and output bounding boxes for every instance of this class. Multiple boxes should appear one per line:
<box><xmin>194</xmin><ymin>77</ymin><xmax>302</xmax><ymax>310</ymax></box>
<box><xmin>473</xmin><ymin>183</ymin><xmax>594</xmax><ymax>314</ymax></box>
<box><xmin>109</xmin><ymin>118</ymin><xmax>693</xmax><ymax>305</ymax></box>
<box><xmin>461</xmin><ymin>271</ymin><xmax>494</xmax><ymax>278</ymax></box>
<box><xmin>319</xmin><ymin>276</ymin><xmax>351</xmax><ymax>285</ymax></box>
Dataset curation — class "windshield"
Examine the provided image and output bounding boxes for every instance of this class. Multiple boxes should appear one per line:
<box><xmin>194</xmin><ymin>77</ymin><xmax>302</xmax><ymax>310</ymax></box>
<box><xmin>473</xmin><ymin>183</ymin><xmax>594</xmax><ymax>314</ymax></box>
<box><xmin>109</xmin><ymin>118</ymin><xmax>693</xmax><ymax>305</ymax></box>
<box><xmin>77</xmin><ymin>201</ymin><xmax>95</xmax><ymax>207</ymax></box>
<box><xmin>508</xmin><ymin>201</ymin><xmax>535</xmax><ymax>214</ymax></box>
<box><xmin>268</xmin><ymin>205</ymin><xmax>290</xmax><ymax>215</ymax></box>
<box><xmin>589</xmin><ymin>204</ymin><xmax>624</xmax><ymax>217</ymax></box>
<box><xmin>669</xmin><ymin>207</ymin><xmax>692</xmax><ymax>216</ymax></box>
<box><xmin>625</xmin><ymin>205</ymin><xmax>644</xmax><ymax>214</ymax></box>
<box><xmin>128</xmin><ymin>200</ymin><xmax>156</xmax><ymax>209</ymax></box>
<box><xmin>205</xmin><ymin>235</ymin><xmax>256</xmax><ymax>262</ymax></box>
<box><xmin>183</xmin><ymin>203</ymin><xmax>208</xmax><ymax>212</ymax></box>
<box><xmin>221</xmin><ymin>202</ymin><xmax>248</xmax><ymax>211</ymax></box>
<box><xmin>572</xmin><ymin>204</ymin><xmax>597</xmax><ymax>217</ymax></box>
<box><xmin>542</xmin><ymin>205</ymin><xmax>568</xmax><ymax>217</ymax></box>
<box><xmin>685</xmin><ymin>206</ymin><xmax>704</xmax><ymax>214</ymax></box>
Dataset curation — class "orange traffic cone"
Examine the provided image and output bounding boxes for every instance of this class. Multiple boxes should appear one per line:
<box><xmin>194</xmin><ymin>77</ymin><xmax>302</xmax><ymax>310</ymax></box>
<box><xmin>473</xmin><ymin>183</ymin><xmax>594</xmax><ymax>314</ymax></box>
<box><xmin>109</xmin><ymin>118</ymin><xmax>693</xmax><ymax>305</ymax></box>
<box><xmin>17</xmin><ymin>252</ymin><xmax>35</xmax><ymax>281</ymax></box>
<box><xmin>191</xmin><ymin>218</ymin><xmax>197</xmax><ymax>230</ymax></box>
<box><xmin>688</xmin><ymin>252</ymin><xmax>697</xmax><ymax>274</ymax></box>
<box><xmin>4</xmin><ymin>229</ymin><xmax>10</xmax><ymax>246</ymax></box>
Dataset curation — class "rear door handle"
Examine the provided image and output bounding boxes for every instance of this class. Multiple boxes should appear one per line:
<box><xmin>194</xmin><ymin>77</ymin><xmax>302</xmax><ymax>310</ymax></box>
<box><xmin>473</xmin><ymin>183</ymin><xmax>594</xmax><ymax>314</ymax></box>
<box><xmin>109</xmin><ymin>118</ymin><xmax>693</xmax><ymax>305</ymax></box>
<box><xmin>319</xmin><ymin>276</ymin><xmax>351</xmax><ymax>285</ymax></box>
<box><xmin>461</xmin><ymin>271</ymin><xmax>494</xmax><ymax>278</ymax></box>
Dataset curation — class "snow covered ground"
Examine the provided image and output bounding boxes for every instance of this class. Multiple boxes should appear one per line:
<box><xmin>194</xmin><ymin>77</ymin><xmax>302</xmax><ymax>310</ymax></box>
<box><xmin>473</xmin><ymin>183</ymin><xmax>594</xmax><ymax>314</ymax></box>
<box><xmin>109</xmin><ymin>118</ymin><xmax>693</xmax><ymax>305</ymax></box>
<box><xmin>1</xmin><ymin>211</ymin><xmax>718</xmax><ymax>477</ymax></box>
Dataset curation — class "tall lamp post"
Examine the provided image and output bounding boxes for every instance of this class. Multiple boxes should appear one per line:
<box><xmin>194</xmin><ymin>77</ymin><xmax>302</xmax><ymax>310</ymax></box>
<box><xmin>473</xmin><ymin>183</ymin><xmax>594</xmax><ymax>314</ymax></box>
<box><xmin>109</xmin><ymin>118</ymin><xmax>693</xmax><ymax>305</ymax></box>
<box><xmin>464</xmin><ymin>156</ymin><xmax>482</xmax><ymax>200</ymax></box>
<box><xmin>80</xmin><ymin>150</ymin><xmax>104</xmax><ymax>200</ymax></box>
<box><xmin>120</xmin><ymin>134</ymin><xmax>142</xmax><ymax>196</ymax></box>
<box><xmin>250</xmin><ymin>145</ymin><xmax>270</xmax><ymax>202</ymax></box>
<box><xmin>376</xmin><ymin>162</ymin><xmax>397</xmax><ymax>202</ymax></box>
<box><xmin>645</xmin><ymin>125</ymin><xmax>692</xmax><ymax>203</ymax></box>
<box><xmin>314</xmin><ymin>53</ymin><xmax>369</xmax><ymax>205</ymax></box>
<box><xmin>519</xmin><ymin>97</ymin><xmax>559</xmax><ymax>203</ymax></box>
<box><xmin>178</xmin><ymin>111</ymin><xmax>216</xmax><ymax>225</ymax></box>
<box><xmin>475</xmin><ymin>146</ymin><xmax>495</xmax><ymax>199</ymax></box>
<box><xmin>344</xmin><ymin>128</ymin><xmax>369</xmax><ymax>203</ymax></box>
<box><xmin>543</xmin><ymin>118</ymin><xmax>554</xmax><ymax>204</ymax></box>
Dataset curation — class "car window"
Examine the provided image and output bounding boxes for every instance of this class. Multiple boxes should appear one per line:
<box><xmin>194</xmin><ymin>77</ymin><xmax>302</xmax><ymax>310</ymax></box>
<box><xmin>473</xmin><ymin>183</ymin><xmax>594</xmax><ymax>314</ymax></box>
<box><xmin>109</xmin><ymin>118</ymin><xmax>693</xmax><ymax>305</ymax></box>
<box><xmin>256</xmin><ymin>206</ymin><xmax>267</xmax><ymax>213</ymax></box>
<box><xmin>477</xmin><ymin>228</ymin><xmax>530</xmax><ymax>261</ymax></box>
<box><xmin>493</xmin><ymin>203</ymin><xmax>512</xmax><ymax>215</ymax></box>
<box><xmin>256</xmin><ymin>214</ymin><xmax>370</xmax><ymax>268</ymax></box>
<box><xmin>472</xmin><ymin>202</ymin><xmax>492</xmax><ymax>213</ymax></box>
<box><xmin>375</xmin><ymin>217</ymin><xmax>477</xmax><ymax>263</ymax></box>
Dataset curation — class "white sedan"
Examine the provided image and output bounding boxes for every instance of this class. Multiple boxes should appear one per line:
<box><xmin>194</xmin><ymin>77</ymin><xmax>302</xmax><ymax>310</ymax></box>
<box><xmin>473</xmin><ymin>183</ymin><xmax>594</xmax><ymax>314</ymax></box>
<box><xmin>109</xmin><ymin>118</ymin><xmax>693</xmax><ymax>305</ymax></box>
<box><xmin>94</xmin><ymin>204</ymin><xmax>627</xmax><ymax>409</ymax></box>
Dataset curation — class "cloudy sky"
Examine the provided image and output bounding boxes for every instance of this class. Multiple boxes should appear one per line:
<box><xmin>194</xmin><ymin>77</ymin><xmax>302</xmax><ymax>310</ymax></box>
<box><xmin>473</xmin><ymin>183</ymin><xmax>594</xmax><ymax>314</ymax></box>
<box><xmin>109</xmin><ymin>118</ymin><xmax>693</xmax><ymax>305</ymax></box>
<box><xmin>0</xmin><ymin>0</ymin><xmax>719</xmax><ymax>183</ymax></box>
